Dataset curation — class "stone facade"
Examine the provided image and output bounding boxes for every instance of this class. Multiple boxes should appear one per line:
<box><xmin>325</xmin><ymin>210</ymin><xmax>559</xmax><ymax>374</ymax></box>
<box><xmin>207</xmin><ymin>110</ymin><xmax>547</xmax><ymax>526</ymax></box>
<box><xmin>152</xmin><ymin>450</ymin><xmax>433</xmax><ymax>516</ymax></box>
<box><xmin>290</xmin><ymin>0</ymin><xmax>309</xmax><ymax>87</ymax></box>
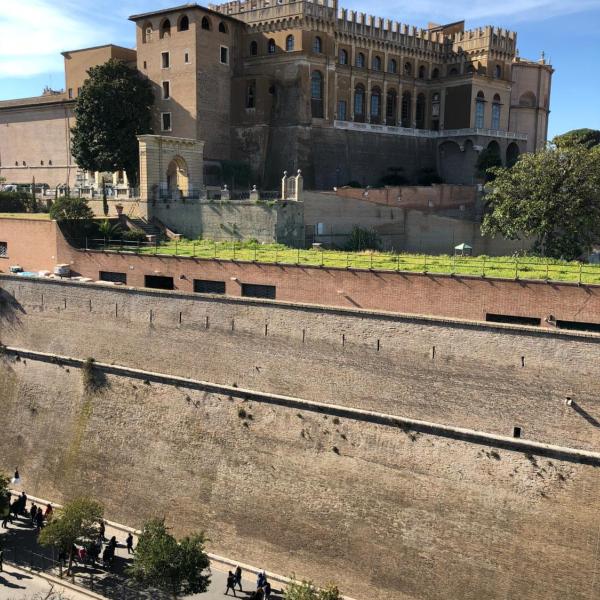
<box><xmin>1</xmin><ymin>276</ymin><xmax>600</xmax><ymax>600</ymax></box>
<box><xmin>0</xmin><ymin>2</ymin><xmax>552</xmax><ymax>190</ymax></box>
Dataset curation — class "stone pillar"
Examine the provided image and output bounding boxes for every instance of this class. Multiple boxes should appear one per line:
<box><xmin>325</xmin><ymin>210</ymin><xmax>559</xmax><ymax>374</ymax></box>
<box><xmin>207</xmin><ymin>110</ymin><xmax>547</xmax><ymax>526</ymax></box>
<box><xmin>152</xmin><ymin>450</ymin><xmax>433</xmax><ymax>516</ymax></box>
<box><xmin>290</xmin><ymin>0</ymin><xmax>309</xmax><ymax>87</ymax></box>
<box><xmin>281</xmin><ymin>171</ymin><xmax>289</xmax><ymax>200</ymax></box>
<box><xmin>221</xmin><ymin>185</ymin><xmax>230</xmax><ymax>201</ymax></box>
<box><xmin>250</xmin><ymin>185</ymin><xmax>259</xmax><ymax>202</ymax></box>
<box><xmin>294</xmin><ymin>170</ymin><xmax>304</xmax><ymax>201</ymax></box>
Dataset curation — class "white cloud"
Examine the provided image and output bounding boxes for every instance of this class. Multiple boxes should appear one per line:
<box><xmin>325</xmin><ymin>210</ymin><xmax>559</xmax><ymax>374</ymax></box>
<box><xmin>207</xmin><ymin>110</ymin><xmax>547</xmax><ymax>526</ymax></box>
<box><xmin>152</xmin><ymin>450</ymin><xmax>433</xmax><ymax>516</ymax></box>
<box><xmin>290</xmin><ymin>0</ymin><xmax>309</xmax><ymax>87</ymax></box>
<box><xmin>0</xmin><ymin>0</ymin><xmax>110</xmax><ymax>78</ymax></box>
<box><xmin>343</xmin><ymin>0</ymin><xmax>600</xmax><ymax>24</ymax></box>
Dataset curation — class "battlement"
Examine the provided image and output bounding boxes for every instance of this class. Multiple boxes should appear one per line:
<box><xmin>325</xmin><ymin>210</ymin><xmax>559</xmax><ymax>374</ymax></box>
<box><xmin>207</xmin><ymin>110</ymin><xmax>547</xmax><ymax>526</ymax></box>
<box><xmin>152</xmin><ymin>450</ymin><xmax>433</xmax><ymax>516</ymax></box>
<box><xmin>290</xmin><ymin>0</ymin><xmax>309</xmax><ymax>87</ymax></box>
<box><xmin>451</xmin><ymin>25</ymin><xmax>517</xmax><ymax>55</ymax></box>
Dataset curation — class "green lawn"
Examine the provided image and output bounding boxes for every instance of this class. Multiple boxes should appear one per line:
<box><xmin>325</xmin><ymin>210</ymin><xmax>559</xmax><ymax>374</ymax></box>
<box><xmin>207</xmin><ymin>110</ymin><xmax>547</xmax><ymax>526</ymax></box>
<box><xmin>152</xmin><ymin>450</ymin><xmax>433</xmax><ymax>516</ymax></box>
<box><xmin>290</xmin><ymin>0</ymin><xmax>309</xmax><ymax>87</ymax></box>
<box><xmin>0</xmin><ymin>212</ymin><xmax>50</xmax><ymax>220</ymax></box>
<box><xmin>92</xmin><ymin>238</ymin><xmax>600</xmax><ymax>285</ymax></box>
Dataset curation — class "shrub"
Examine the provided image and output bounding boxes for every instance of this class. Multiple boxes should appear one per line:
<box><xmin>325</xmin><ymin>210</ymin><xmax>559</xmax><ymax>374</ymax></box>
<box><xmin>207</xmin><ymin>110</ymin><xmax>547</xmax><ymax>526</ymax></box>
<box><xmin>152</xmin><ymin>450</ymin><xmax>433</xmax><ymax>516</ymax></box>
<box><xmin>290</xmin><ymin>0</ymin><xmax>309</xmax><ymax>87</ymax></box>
<box><xmin>345</xmin><ymin>226</ymin><xmax>381</xmax><ymax>251</ymax></box>
<box><xmin>122</xmin><ymin>228</ymin><xmax>147</xmax><ymax>242</ymax></box>
<box><xmin>82</xmin><ymin>357</ymin><xmax>102</xmax><ymax>392</ymax></box>
<box><xmin>0</xmin><ymin>191</ymin><xmax>36</xmax><ymax>213</ymax></box>
<box><xmin>417</xmin><ymin>168</ymin><xmax>444</xmax><ymax>186</ymax></box>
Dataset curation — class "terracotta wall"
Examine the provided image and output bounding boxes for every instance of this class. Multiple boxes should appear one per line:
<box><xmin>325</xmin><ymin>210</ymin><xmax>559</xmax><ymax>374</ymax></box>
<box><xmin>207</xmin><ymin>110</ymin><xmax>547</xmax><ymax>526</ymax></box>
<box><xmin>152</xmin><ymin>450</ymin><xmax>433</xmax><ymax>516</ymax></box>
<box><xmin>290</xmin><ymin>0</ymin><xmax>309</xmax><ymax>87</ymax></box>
<box><xmin>2</xmin><ymin>217</ymin><xmax>600</xmax><ymax>327</ymax></box>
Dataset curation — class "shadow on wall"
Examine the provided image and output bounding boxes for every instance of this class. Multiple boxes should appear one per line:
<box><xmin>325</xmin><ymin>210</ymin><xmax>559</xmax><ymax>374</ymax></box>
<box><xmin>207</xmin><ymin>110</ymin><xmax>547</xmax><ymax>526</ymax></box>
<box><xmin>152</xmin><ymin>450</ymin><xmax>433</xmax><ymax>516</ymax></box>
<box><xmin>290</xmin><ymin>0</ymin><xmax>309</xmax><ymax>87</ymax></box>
<box><xmin>0</xmin><ymin>288</ymin><xmax>25</xmax><ymax>328</ymax></box>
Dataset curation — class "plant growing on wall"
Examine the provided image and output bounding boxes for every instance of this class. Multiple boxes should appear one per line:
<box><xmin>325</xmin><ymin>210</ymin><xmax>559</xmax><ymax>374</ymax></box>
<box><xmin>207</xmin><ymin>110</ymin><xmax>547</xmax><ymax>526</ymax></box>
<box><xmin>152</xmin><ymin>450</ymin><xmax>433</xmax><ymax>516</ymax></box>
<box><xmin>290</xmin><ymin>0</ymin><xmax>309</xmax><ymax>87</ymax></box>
<box><xmin>71</xmin><ymin>59</ymin><xmax>154</xmax><ymax>187</ymax></box>
<box><xmin>128</xmin><ymin>518</ymin><xmax>210</xmax><ymax>599</ymax></box>
<box><xmin>345</xmin><ymin>226</ymin><xmax>381</xmax><ymax>251</ymax></box>
<box><xmin>482</xmin><ymin>144</ymin><xmax>600</xmax><ymax>259</ymax></box>
<box><xmin>0</xmin><ymin>472</ymin><xmax>9</xmax><ymax>520</ymax></box>
<box><xmin>49</xmin><ymin>196</ymin><xmax>95</xmax><ymax>243</ymax></box>
<box><xmin>39</xmin><ymin>498</ymin><xmax>104</xmax><ymax>576</ymax></box>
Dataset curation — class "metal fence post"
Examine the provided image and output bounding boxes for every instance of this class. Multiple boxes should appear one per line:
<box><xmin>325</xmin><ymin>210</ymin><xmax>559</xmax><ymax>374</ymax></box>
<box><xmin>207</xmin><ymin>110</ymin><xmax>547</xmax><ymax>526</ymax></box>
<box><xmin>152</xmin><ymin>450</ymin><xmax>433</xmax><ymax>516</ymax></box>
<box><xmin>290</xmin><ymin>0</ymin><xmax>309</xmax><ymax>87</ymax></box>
<box><xmin>297</xmin><ymin>247</ymin><xmax>300</xmax><ymax>265</ymax></box>
<box><xmin>515</xmin><ymin>258</ymin><xmax>518</xmax><ymax>279</ymax></box>
<box><xmin>482</xmin><ymin>256</ymin><xmax>486</xmax><ymax>277</ymax></box>
<box><xmin>579</xmin><ymin>262</ymin><xmax>583</xmax><ymax>284</ymax></box>
<box><xmin>397</xmin><ymin>254</ymin><xmax>400</xmax><ymax>272</ymax></box>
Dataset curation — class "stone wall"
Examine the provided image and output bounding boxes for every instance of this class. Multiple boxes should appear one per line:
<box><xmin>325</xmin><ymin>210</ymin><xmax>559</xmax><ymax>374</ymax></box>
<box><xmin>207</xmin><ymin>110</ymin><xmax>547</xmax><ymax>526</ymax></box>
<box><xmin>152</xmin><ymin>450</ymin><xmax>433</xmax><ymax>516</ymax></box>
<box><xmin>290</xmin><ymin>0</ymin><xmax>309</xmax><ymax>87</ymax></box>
<box><xmin>0</xmin><ymin>277</ymin><xmax>600</xmax><ymax>600</ymax></box>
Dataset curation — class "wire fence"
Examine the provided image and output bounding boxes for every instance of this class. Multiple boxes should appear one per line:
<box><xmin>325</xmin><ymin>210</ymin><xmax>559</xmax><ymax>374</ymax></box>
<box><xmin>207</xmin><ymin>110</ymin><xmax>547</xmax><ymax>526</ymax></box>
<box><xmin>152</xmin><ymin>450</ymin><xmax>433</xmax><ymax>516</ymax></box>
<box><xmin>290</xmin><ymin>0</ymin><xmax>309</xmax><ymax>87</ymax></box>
<box><xmin>80</xmin><ymin>238</ymin><xmax>600</xmax><ymax>285</ymax></box>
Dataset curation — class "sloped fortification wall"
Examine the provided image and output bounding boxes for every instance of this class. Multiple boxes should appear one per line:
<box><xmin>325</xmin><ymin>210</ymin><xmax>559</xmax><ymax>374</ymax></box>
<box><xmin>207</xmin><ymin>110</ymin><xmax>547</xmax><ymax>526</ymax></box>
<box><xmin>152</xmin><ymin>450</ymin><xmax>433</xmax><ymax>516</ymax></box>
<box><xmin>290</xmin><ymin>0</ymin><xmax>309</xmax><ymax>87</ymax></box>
<box><xmin>1</xmin><ymin>277</ymin><xmax>600</xmax><ymax>599</ymax></box>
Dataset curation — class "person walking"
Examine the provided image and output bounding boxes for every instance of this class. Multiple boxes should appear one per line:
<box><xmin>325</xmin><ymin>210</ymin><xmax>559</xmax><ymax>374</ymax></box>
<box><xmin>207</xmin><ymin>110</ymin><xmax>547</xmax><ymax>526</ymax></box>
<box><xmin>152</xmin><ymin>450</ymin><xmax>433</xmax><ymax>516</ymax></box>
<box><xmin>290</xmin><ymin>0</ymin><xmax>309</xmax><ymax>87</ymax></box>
<box><xmin>35</xmin><ymin>508</ymin><xmax>45</xmax><ymax>531</ymax></box>
<box><xmin>234</xmin><ymin>565</ymin><xmax>243</xmax><ymax>591</ymax></box>
<box><xmin>44</xmin><ymin>503</ymin><xmax>53</xmax><ymax>519</ymax></box>
<box><xmin>30</xmin><ymin>504</ymin><xmax>38</xmax><ymax>527</ymax></box>
<box><xmin>99</xmin><ymin>520</ymin><xmax>106</xmax><ymax>541</ymax></box>
<box><xmin>126</xmin><ymin>533</ymin><xmax>134</xmax><ymax>554</ymax></box>
<box><xmin>0</xmin><ymin>548</ymin><xmax>4</xmax><ymax>572</ymax></box>
<box><xmin>263</xmin><ymin>581</ymin><xmax>272</xmax><ymax>600</ymax></box>
<box><xmin>225</xmin><ymin>571</ymin><xmax>237</xmax><ymax>597</ymax></box>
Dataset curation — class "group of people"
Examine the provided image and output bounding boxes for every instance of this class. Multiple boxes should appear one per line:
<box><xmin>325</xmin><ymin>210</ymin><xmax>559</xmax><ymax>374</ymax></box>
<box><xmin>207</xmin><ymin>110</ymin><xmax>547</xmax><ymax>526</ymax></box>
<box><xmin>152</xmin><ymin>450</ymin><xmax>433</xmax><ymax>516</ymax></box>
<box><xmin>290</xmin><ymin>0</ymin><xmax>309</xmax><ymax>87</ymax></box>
<box><xmin>67</xmin><ymin>524</ymin><xmax>134</xmax><ymax>569</ymax></box>
<box><xmin>225</xmin><ymin>567</ymin><xmax>272</xmax><ymax>599</ymax></box>
<box><xmin>1</xmin><ymin>491</ymin><xmax>52</xmax><ymax>531</ymax></box>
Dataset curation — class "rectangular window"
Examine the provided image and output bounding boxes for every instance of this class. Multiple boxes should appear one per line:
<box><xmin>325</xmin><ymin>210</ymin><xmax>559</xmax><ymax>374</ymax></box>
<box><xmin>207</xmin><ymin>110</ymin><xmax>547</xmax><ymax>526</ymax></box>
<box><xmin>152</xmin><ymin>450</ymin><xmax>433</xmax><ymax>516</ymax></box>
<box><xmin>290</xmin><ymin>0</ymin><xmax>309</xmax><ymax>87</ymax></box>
<box><xmin>475</xmin><ymin>100</ymin><xmax>485</xmax><ymax>128</ymax></box>
<box><xmin>194</xmin><ymin>279</ymin><xmax>226</xmax><ymax>294</ymax></box>
<box><xmin>220</xmin><ymin>46</ymin><xmax>229</xmax><ymax>65</ymax></box>
<box><xmin>99</xmin><ymin>271</ymin><xmax>127</xmax><ymax>284</ymax></box>
<box><xmin>161</xmin><ymin>112</ymin><xmax>172</xmax><ymax>131</ymax></box>
<box><xmin>184</xmin><ymin>50</ymin><xmax>190</xmax><ymax>64</ymax></box>
<box><xmin>486</xmin><ymin>313</ymin><xmax>541</xmax><ymax>327</ymax></box>
<box><xmin>145</xmin><ymin>275</ymin><xmax>174</xmax><ymax>290</ymax></box>
<box><xmin>338</xmin><ymin>100</ymin><xmax>347</xmax><ymax>121</ymax></box>
<box><xmin>556</xmin><ymin>320</ymin><xmax>600</xmax><ymax>333</ymax></box>
<box><xmin>162</xmin><ymin>81</ymin><xmax>170</xmax><ymax>100</ymax></box>
<box><xmin>68</xmin><ymin>88</ymin><xmax>73</xmax><ymax>99</ymax></box>
<box><xmin>143</xmin><ymin>60</ymin><xmax>147</xmax><ymax>69</ymax></box>
<box><xmin>246</xmin><ymin>80</ymin><xmax>256</xmax><ymax>108</ymax></box>
<box><xmin>161</xmin><ymin>51</ymin><xmax>170</xmax><ymax>68</ymax></box>
<box><xmin>0</xmin><ymin>241</ymin><xmax>7</xmax><ymax>257</ymax></box>
<box><xmin>241</xmin><ymin>283</ymin><xmax>276</xmax><ymax>300</ymax></box>
<box><xmin>491</xmin><ymin>103</ymin><xmax>501</xmax><ymax>130</ymax></box>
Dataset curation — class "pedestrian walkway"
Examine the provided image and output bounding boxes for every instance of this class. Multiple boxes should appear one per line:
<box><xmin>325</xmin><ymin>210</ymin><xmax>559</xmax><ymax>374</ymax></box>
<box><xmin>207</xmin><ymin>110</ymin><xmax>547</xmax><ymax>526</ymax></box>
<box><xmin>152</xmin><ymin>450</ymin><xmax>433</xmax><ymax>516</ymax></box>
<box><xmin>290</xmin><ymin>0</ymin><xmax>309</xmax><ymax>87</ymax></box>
<box><xmin>1</xmin><ymin>495</ymin><xmax>285</xmax><ymax>599</ymax></box>
<box><xmin>0</xmin><ymin>564</ymin><xmax>90</xmax><ymax>600</ymax></box>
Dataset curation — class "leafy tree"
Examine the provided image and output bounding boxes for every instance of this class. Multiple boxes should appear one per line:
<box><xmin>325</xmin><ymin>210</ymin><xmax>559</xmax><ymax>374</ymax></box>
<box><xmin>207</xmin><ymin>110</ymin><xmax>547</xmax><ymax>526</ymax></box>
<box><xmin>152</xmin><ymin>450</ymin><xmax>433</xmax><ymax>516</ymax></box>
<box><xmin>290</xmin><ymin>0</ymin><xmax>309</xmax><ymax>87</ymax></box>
<box><xmin>49</xmin><ymin>196</ymin><xmax>95</xmax><ymax>243</ymax></box>
<box><xmin>482</xmin><ymin>145</ymin><xmax>600</xmax><ymax>259</ymax></box>
<box><xmin>553</xmin><ymin>128</ymin><xmax>600</xmax><ymax>150</ymax></box>
<box><xmin>284</xmin><ymin>578</ymin><xmax>342</xmax><ymax>600</ymax></box>
<box><xmin>39</xmin><ymin>498</ymin><xmax>104</xmax><ymax>575</ymax></box>
<box><xmin>71</xmin><ymin>59</ymin><xmax>154</xmax><ymax>187</ymax></box>
<box><xmin>476</xmin><ymin>147</ymin><xmax>503</xmax><ymax>181</ymax></box>
<box><xmin>0</xmin><ymin>191</ymin><xmax>35</xmax><ymax>213</ymax></box>
<box><xmin>128</xmin><ymin>518</ymin><xmax>210</xmax><ymax>599</ymax></box>
<box><xmin>345</xmin><ymin>226</ymin><xmax>381</xmax><ymax>251</ymax></box>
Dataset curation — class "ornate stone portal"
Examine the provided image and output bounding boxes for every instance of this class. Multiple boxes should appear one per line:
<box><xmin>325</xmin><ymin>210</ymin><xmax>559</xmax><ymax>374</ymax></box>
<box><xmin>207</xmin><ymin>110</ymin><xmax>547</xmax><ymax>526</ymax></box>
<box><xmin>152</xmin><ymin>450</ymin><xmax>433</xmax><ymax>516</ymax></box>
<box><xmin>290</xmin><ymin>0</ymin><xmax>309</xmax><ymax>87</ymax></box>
<box><xmin>137</xmin><ymin>135</ymin><xmax>204</xmax><ymax>201</ymax></box>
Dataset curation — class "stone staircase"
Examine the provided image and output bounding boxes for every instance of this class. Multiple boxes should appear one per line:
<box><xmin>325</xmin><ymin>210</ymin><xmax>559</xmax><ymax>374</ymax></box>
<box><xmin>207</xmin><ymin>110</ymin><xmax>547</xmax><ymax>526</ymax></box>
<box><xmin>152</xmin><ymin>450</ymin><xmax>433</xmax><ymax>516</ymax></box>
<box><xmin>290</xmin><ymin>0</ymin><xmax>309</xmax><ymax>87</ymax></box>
<box><xmin>128</xmin><ymin>217</ymin><xmax>162</xmax><ymax>239</ymax></box>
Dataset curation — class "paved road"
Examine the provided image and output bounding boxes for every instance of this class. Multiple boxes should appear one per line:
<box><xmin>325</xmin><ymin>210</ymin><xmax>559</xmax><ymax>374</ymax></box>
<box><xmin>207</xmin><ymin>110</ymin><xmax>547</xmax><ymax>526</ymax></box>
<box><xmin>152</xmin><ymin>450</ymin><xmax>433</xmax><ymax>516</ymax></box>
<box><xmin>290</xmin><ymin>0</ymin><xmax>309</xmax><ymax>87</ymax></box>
<box><xmin>1</xmin><ymin>501</ymin><xmax>283</xmax><ymax>600</ymax></box>
<box><xmin>0</xmin><ymin>565</ymin><xmax>89</xmax><ymax>600</ymax></box>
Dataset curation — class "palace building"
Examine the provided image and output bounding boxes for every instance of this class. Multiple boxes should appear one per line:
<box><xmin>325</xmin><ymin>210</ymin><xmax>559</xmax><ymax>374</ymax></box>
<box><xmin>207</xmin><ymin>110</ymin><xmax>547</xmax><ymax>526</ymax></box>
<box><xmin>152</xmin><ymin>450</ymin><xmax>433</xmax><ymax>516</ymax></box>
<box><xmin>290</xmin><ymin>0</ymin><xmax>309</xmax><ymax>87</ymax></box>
<box><xmin>0</xmin><ymin>0</ymin><xmax>553</xmax><ymax>190</ymax></box>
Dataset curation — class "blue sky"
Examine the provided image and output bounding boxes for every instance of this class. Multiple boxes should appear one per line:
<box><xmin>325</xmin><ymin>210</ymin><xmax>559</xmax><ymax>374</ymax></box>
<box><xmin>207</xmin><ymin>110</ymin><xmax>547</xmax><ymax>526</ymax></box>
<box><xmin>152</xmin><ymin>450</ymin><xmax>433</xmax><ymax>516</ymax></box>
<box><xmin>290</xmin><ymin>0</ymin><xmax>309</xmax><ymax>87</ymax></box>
<box><xmin>1</xmin><ymin>0</ymin><xmax>599</xmax><ymax>138</ymax></box>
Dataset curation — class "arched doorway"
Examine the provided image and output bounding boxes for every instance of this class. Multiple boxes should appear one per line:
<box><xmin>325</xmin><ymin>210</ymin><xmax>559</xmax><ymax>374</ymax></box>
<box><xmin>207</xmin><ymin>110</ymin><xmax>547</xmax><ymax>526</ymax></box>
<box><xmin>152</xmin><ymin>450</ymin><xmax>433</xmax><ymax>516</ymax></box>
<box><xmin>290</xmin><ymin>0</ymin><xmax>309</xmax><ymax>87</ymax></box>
<box><xmin>166</xmin><ymin>156</ymin><xmax>189</xmax><ymax>197</ymax></box>
<box><xmin>506</xmin><ymin>142</ymin><xmax>520</xmax><ymax>167</ymax></box>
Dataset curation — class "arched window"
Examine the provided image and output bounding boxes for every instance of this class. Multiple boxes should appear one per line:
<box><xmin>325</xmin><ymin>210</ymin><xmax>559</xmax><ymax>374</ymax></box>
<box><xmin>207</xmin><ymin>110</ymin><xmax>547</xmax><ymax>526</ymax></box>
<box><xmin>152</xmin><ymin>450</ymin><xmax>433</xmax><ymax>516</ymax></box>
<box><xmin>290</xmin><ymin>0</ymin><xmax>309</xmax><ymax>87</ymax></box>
<box><xmin>201</xmin><ymin>16</ymin><xmax>211</xmax><ymax>30</ymax></box>
<box><xmin>339</xmin><ymin>48</ymin><xmax>348</xmax><ymax>64</ymax></box>
<box><xmin>286</xmin><ymin>35</ymin><xmax>294</xmax><ymax>52</ymax></box>
<box><xmin>386</xmin><ymin>89</ymin><xmax>398</xmax><ymax>125</ymax></box>
<box><xmin>370</xmin><ymin>87</ymin><xmax>382</xmax><ymax>123</ymax></box>
<box><xmin>142</xmin><ymin>22</ymin><xmax>153</xmax><ymax>43</ymax></box>
<box><xmin>178</xmin><ymin>15</ymin><xmax>189</xmax><ymax>32</ymax></box>
<box><xmin>356</xmin><ymin>52</ymin><xmax>365</xmax><ymax>68</ymax></box>
<box><xmin>466</xmin><ymin>64</ymin><xmax>475</xmax><ymax>74</ymax></box>
<box><xmin>311</xmin><ymin>71</ymin><xmax>324</xmax><ymax>118</ymax></box>
<box><xmin>416</xmin><ymin>93</ymin><xmax>426</xmax><ymax>129</ymax></box>
<box><xmin>401</xmin><ymin>92</ymin><xmax>411</xmax><ymax>127</ymax></box>
<box><xmin>449</xmin><ymin>67</ymin><xmax>458</xmax><ymax>76</ymax></box>
<box><xmin>268</xmin><ymin>39</ymin><xmax>276</xmax><ymax>54</ymax></box>
<box><xmin>432</xmin><ymin>68</ymin><xmax>439</xmax><ymax>79</ymax></box>
<box><xmin>250</xmin><ymin>41</ymin><xmax>258</xmax><ymax>56</ymax></box>
<box><xmin>314</xmin><ymin>36</ymin><xmax>322</xmax><ymax>53</ymax></box>
<box><xmin>494</xmin><ymin>64</ymin><xmax>502</xmax><ymax>79</ymax></box>
<box><xmin>519</xmin><ymin>91</ymin><xmax>536</xmax><ymax>107</ymax></box>
<box><xmin>372</xmin><ymin>55</ymin><xmax>381</xmax><ymax>71</ymax></box>
<box><xmin>219</xmin><ymin>22</ymin><xmax>228</xmax><ymax>33</ymax></box>
<box><xmin>160</xmin><ymin>19</ymin><xmax>171</xmax><ymax>39</ymax></box>
<box><xmin>389</xmin><ymin>59</ymin><xmax>397</xmax><ymax>74</ymax></box>
<box><xmin>404</xmin><ymin>62</ymin><xmax>412</xmax><ymax>76</ymax></box>
<box><xmin>354</xmin><ymin>84</ymin><xmax>365</xmax><ymax>122</ymax></box>
<box><xmin>418</xmin><ymin>65</ymin><xmax>426</xmax><ymax>79</ymax></box>
<box><xmin>492</xmin><ymin>94</ymin><xmax>501</xmax><ymax>130</ymax></box>
<box><xmin>475</xmin><ymin>91</ymin><xmax>485</xmax><ymax>128</ymax></box>
<box><xmin>506</xmin><ymin>142</ymin><xmax>520</xmax><ymax>168</ymax></box>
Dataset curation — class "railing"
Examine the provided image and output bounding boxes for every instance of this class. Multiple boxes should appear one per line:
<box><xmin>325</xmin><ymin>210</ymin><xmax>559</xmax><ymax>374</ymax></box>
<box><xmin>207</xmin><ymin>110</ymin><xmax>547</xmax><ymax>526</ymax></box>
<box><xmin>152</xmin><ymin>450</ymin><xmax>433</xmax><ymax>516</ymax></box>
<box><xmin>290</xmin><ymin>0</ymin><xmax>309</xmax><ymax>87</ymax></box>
<box><xmin>333</xmin><ymin>120</ymin><xmax>528</xmax><ymax>141</ymax></box>
<box><xmin>2</xmin><ymin>547</ymin><xmax>162</xmax><ymax>599</ymax></box>
<box><xmin>80</xmin><ymin>239</ymin><xmax>600</xmax><ymax>285</ymax></box>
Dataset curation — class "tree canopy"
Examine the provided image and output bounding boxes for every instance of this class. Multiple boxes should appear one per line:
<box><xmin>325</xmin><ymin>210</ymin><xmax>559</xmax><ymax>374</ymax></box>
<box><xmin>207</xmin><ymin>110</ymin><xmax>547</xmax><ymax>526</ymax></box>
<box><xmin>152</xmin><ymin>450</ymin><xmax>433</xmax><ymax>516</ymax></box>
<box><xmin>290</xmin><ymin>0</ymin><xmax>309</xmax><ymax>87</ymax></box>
<box><xmin>284</xmin><ymin>578</ymin><xmax>342</xmax><ymax>600</ymax></box>
<box><xmin>39</xmin><ymin>498</ymin><xmax>104</xmax><ymax>575</ymax></box>
<box><xmin>476</xmin><ymin>146</ymin><xmax>503</xmax><ymax>181</ymax></box>
<box><xmin>128</xmin><ymin>518</ymin><xmax>210</xmax><ymax>599</ymax></box>
<box><xmin>71</xmin><ymin>59</ymin><xmax>154</xmax><ymax>187</ymax></box>
<box><xmin>482</xmin><ymin>145</ymin><xmax>600</xmax><ymax>259</ymax></box>
<box><xmin>553</xmin><ymin>128</ymin><xmax>600</xmax><ymax>150</ymax></box>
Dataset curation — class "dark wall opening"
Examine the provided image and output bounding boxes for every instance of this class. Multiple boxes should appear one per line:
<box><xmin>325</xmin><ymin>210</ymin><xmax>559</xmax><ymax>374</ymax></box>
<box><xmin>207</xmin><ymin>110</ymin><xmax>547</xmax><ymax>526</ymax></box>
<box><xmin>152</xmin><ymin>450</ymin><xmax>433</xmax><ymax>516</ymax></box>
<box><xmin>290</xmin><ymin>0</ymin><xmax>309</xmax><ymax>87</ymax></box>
<box><xmin>241</xmin><ymin>283</ymin><xmax>276</xmax><ymax>299</ymax></box>
<box><xmin>486</xmin><ymin>313</ymin><xmax>541</xmax><ymax>327</ymax></box>
<box><xmin>194</xmin><ymin>279</ymin><xmax>226</xmax><ymax>294</ymax></box>
<box><xmin>145</xmin><ymin>275</ymin><xmax>174</xmax><ymax>290</ymax></box>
